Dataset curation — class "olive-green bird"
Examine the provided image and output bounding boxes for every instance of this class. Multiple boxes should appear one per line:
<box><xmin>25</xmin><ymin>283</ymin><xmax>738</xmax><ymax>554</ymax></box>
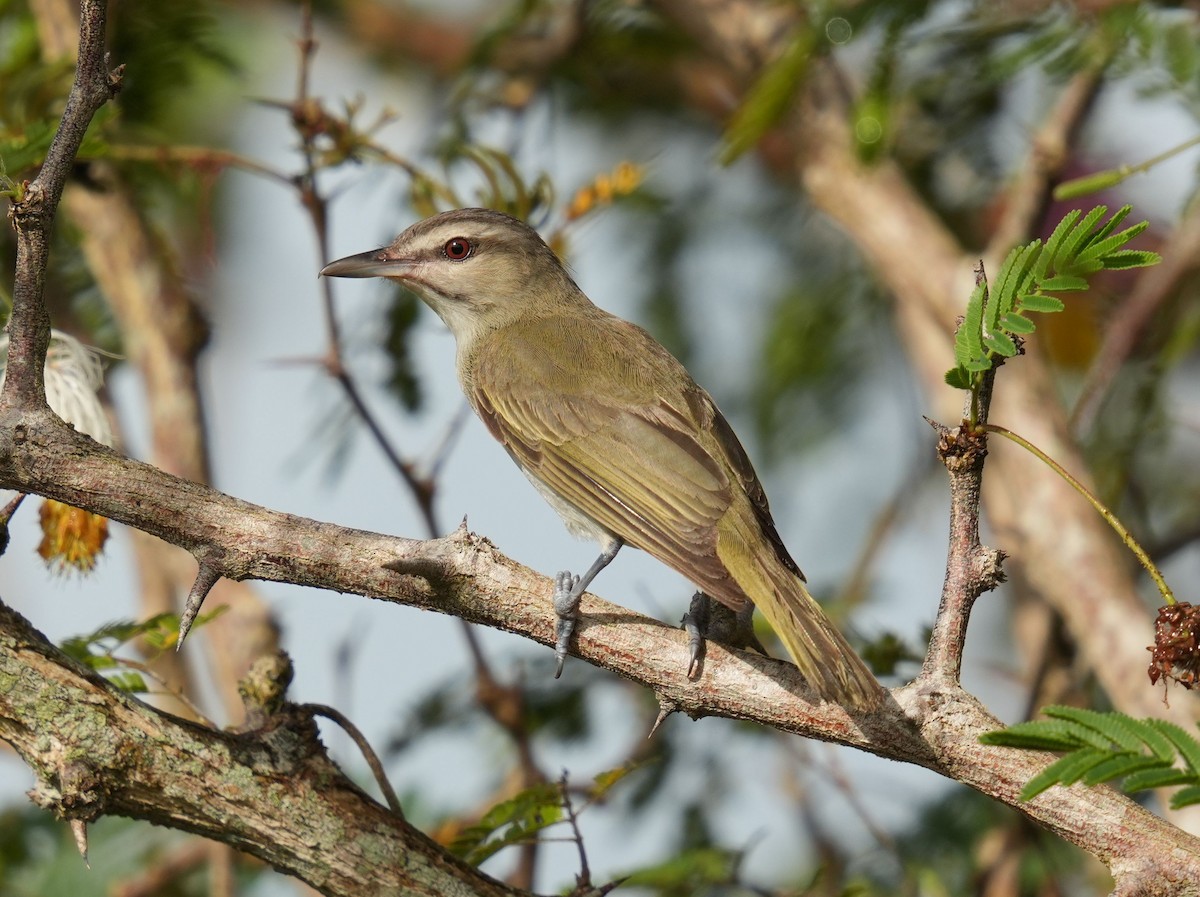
<box><xmin>322</xmin><ymin>208</ymin><xmax>882</xmax><ymax>710</ymax></box>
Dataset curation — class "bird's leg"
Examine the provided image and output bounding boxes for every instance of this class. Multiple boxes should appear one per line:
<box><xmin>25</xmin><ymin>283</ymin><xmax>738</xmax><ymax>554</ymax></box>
<box><xmin>553</xmin><ymin>537</ymin><xmax>623</xmax><ymax>677</ymax></box>
<box><xmin>682</xmin><ymin>592</ymin><xmax>768</xmax><ymax>679</ymax></box>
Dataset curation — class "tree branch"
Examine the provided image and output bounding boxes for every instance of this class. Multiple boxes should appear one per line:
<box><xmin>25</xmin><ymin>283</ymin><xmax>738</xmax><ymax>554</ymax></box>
<box><xmin>0</xmin><ymin>599</ymin><xmax>523</xmax><ymax>897</ymax></box>
<box><xmin>0</xmin><ymin>408</ymin><xmax>1198</xmax><ymax>893</ymax></box>
<box><xmin>5</xmin><ymin>0</ymin><xmax>118</xmax><ymax>409</ymax></box>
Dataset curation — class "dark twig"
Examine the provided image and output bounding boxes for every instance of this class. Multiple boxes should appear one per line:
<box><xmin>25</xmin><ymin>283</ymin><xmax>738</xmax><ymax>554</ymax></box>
<box><xmin>920</xmin><ymin>263</ymin><xmax>1007</xmax><ymax>684</ymax></box>
<box><xmin>301</xmin><ymin>703</ymin><xmax>404</xmax><ymax>820</ymax></box>
<box><xmin>5</xmin><ymin>0</ymin><xmax>120</xmax><ymax>408</ymax></box>
<box><xmin>558</xmin><ymin>771</ymin><xmax>591</xmax><ymax>892</ymax></box>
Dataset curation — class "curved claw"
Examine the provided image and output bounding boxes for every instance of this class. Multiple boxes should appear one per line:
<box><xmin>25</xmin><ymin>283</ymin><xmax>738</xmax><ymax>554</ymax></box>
<box><xmin>553</xmin><ymin>571</ymin><xmax>582</xmax><ymax>678</ymax></box>
<box><xmin>682</xmin><ymin>592</ymin><xmax>708</xmax><ymax>679</ymax></box>
<box><xmin>683</xmin><ymin>593</ymin><xmax>768</xmax><ymax>678</ymax></box>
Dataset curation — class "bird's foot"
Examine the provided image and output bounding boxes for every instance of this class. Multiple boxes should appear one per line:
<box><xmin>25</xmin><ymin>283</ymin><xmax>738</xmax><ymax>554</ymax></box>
<box><xmin>552</xmin><ymin>571</ymin><xmax>583</xmax><ymax>678</ymax></box>
<box><xmin>682</xmin><ymin>592</ymin><xmax>767</xmax><ymax>679</ymax></box>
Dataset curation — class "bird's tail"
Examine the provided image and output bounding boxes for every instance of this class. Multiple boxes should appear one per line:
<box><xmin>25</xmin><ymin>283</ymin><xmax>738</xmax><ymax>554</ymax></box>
<box><xmin>721</xmin><ymin>525</ymin><xmax>883</xmax><ymax>710</ymax></box>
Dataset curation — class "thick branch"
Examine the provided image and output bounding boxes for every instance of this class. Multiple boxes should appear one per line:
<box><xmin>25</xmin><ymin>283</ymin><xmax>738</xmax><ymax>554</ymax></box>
<box><xmin>0</xmin><ymin>600</ymin><xmax>522</xmax><ymax>897</ymax></box>
<box><xmin>1</xmin><ymin>406</ymin><xmax>1199</xmax><ymax>894</ymax></box>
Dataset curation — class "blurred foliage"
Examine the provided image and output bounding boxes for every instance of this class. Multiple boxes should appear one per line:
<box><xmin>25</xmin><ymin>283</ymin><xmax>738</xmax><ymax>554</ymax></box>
<box><xmin>0</xmin><ymin>810</ymin><xmax>266</xmax><ymax>896</ymax></box>
<box><xmin>881</xmin><ymin>788</ymin><xmax>1101</xmax><ymax>895</ymax></box>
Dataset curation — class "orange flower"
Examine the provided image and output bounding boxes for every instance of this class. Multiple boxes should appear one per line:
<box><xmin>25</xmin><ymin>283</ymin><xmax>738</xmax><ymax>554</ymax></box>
<box><xmin>38</xmin><ymin>499</ymin><xmax>110</xmax><ymax>574</ymax></box>
<box><xmin>566</xmin><ymin>161</ymin><xmax>645</xmax><ymax>221</ymax></box>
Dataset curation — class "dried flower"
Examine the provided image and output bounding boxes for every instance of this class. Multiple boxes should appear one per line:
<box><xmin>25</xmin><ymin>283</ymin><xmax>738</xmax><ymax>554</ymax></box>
<box><xmin>1148</xmin><ymin>602</ymin><xmax>1200</xmax><ymax>691</ymax></box>
<box><xmin>0</xmin><ymin>330</ymin><xmax>114</xmax><ymax>573</ymax></box>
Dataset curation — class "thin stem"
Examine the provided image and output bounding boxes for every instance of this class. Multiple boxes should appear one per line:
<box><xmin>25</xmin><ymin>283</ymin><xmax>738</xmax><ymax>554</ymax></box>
<box><xmin>558</xmin><ymin>771</ymin><xmax>591</xmax><ymax>889</ymax></box>
<box><xmin>301</xmin><ymin>703</ymin><xmax>404</xmax><ymax>820</ymax></box>
<box><xmin>6</xmin><ymin>0</ymin><xmax>117</xmax><ymax>408</ymax></box>
<box><xmin>984</xmin><ymin>423</ymin><xmax>1174</xmax><ymax>605</ymax></box>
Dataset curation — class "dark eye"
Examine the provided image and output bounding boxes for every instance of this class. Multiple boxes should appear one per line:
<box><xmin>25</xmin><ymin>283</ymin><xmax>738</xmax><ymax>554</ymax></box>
<box><xmin>443</xmin><ymin>237</ymin><xmax>472</xmax><ymax>260</ymax></box>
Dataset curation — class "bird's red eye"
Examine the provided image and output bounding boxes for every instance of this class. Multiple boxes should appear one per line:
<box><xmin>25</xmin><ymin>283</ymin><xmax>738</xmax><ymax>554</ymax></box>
<box><xmin>443</xmin><ymin>237</ymin><xmax>472</xmax><ymax>260</ymax></box>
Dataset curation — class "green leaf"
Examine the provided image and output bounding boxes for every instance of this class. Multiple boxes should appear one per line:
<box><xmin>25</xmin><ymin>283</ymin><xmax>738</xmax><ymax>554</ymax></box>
<box><xmin>1018</xmin><ymin>293</ymin><xmax>1065</xmax><ymax>313</ymax></box>
<box><xmin>1129</xmin><ymin>718</ymin><xmax>1178</xmax><ymax>764</ymax></box>
<box><xmin>1020</xmin><ymin>748</ymin><xmax>1110</xmax><ymax>800</ymax></box>
<box><xmin>990</xmin><ymin>242</ymin><xmax>1041</xmax><ymax>329</ymax></box>
<box><xmin>1084</xmin><ymin>204</ymin><xmax>1132</xmax><ymax>246</ymax></box>
<box><xmin>1038</xmin><ymin>275</ymin><xmax>1089</xmax><ymax>292</ymax></box>
<box><xmin>1163</xmin><ymin>22</ymin><xmax>1200</xmax><ymax>85</ymax></box>
<box><xmin>944</xmin><ymin>365</ymin><xmax>973</xmax><ymax>390</ymax></box>
<box><xmin>1001</xmin><ymin>312</ymin><xmax>1036</xmax><ymax>334</ymax></box>
<box><xmin>1044</xmin><ymin>706</ymin><xmax>1146</xmax><ymax>753</ymax></box>
<box><xmin>1081</xmin><ymin>753</ymin><xmax>1163</xmax><ymax>786</ymax></box>
<box><xmin>720</xmin><ymin>28</ymin><xmax>816</xmax><ymax>164</ymax></box>
<box><xmin>621</xmin><ymin>846</ymin><xmax>738</xmax><ymax>889</ymax></box>
<box><xmin>591</xmin><ymin>762</ymin><xmax>641</xmax><ymax>799</ymax></box>
<box><xmin>1035</xmin><ymin>209</ymin><xmax>1082</xmax><ymax>280</ymax></box>
<box><xmin>1052</xmin><ymin>205</ymin><xmax>1108</xmax><ymax>272</ymax></box>
<box><xmin>107</xmin><ymin>672</ymin><xmax>149</xmax><ymax>694</ymax></box>
<box><xmin>981</xmin><ymin>719</ymin><xmax>1081</xmax><ymax>751</ymax></box>
<box><xmin>79</xmin><ymin>654</ymin><xmax>118</xmax><ymax>671</ymax></box>
<box><xmin>450</xmin><ymin>782</ymin><xmax>563</xmax><ymax>865</ymax></box>
<box><xmin>1123</xmin><ymin>768</ymin><xmax>1196</xmax><ymax>792</ymax></box>
<box><xmin>1147</xmin><ymin>720</ymin><xmax>1200</xmax><ymax>776</ymax></box>
<box><xmin>983</xmin><ymin>333</ymin><xmax>1018</xmax><ymax>357</ymax></box>
<box><xmin>1170</xmin><ymin>785</ymin><xmax>1200</xmax><ymax>809</ymax></box>
<box><xmin>1075</xmin><ymin>220</ymin><xmax>1146</xmax><ymax>265</ymax></box>
<box><xmin>1101</xmin><ymin>249</ymin><xmax>1162</xmax><ymax>270</ymax></box>
<box><xmin>953</xmin><ymin>281</ymin><xmax>987</xmax><ymax>370</ymax></box>
<box><xmin>1053</xmin><ymin>169</ymin><xmax>1132</xmax><ymax>201</ymax></box>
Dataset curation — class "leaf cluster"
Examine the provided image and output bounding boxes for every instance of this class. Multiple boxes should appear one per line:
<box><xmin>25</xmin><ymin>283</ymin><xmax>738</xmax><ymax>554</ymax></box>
<box><xmin>982</xmin><ymin>706</ymin><xmax>1200</xmax><ymax>809</ymax></box>
<box><xmin>946</xmin><ymin>205</ymin><xmax>1160</xmax><ymax>392</ymax></box>
<box><xmin>60</xmin><ymin>608</ymin><xmax>227</xmax><ymax>694</ymax></box>
<box><xmin>448</xmin><ymin>763</ymin><xmax>639</xmax><ymax>867</ymax></box>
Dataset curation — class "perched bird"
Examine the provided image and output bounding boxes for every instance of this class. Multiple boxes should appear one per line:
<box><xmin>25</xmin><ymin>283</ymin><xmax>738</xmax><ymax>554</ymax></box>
<box><xmin>322</xmin><ymin>208</ymin><xmax>882</xmax><ymax>709</ymax></box>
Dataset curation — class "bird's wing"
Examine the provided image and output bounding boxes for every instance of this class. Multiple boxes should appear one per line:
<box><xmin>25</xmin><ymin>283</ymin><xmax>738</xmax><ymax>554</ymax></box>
<box><xmin>468</xmin><ymin>318</ymin><xmax>747</xmax><ymax>605</ymax></box>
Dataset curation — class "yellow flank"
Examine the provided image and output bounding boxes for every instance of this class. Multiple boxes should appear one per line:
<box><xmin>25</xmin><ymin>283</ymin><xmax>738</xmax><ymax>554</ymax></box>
<box><xmin>718</xmin><ymin>506</ymin><xmax>881</xmax><ymax>709</ymax></box>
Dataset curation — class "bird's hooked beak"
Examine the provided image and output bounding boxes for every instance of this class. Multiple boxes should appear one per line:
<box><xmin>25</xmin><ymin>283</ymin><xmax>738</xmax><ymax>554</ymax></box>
<box><xmin>320</xmin><ymin>247</ymin><xmax>415</xmax><ymax>279</ymax></box>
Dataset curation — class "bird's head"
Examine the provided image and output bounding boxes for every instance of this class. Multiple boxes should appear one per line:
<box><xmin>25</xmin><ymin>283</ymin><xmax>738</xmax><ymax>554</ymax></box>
<box><xmin>321</xmin><ymin>208</ymin><xmax>582</xmax><ymax>350</ymax></box>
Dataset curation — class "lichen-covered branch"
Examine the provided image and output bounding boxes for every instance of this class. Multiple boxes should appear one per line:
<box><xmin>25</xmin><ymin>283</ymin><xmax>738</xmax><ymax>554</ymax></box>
<box><xmin>0</xmin><ymin>600</ymin><xmax>524</xmax><ymax>897</ymax></box>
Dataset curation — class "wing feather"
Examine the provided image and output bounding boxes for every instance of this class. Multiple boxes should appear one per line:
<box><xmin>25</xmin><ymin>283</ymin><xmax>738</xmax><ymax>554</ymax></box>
<box><xmin>467</xmin><ymin>318</ymin><xmax>745</xmax><ymax>604</ymax></box>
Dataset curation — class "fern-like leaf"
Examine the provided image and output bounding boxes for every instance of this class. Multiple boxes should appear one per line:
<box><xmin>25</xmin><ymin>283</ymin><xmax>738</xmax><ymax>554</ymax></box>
<box><xmin>1038</xmin><ymin>274</ymin><xmax>1089</xmax><ymax>292</ymax></box>
<box><xmin>1001</xmin><ymin>312</ymin><xmax>1036</xmax><ymax>334</ymax></box>
<box><xmin>945</xmin><ymin>206</ymin><xmax>1158</xmax><ymax>391</ymax></box>
<box><xmin>986</xmin><ymin>709</ymin><xmax>1200</xmax><ymax>808</ymax></box>
<box><xmin>1148</xmin><ymin>719</ymin><xmax>1200</xmax><ymax>776</ymax></box>
<box><xmin>1034</xmin><ymin>209</ymin><xmax>1082</xmax><ymax>280</ymax></box>
<box><xmin>1103</xmin><ymin>249</ymin><xmax>1162</xmax><ymax>270</ymax></box>
<box><xmin>1020</xmin><ymin>748</ymin><xmax>1110</xmax><ymax>800</ymax></box>
<box><xmin>953</xmin><ymin>280</ymin><xmax>987</xmax><ymax>371</ymax></box>
<box><xmin>1052</xmin><ymin>205</ymin><xmax>1108</xmax><ymax>273</ymax></box>
<box><xmin>1017</xmin><ymin>294</ymin><xmax>1065</xmax><ymax>313</ymax></box>
<box><xmin>1171</xmin><ymin>785</ymin><xmax>1200</xmax><ymax>809</ymax></box>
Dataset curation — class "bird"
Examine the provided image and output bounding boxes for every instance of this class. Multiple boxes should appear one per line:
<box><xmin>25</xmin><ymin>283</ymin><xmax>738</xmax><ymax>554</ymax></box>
<box><xmin>322</xmin><ymin>208</ymin><xmax>882</xmax><ymax>709</ymax></box>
